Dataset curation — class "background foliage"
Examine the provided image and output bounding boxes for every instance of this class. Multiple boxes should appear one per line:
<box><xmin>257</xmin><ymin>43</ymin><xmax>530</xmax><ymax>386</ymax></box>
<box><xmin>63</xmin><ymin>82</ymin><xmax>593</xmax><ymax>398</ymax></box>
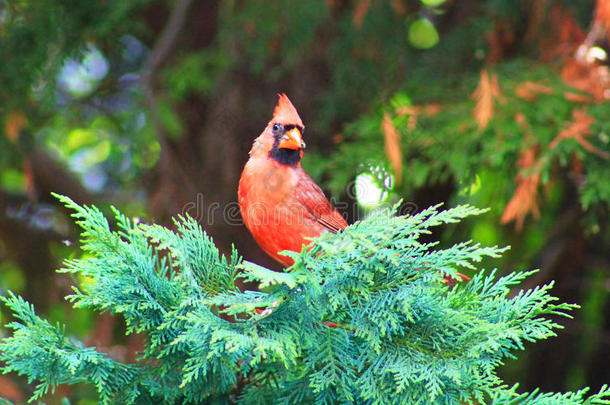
<box><xmin>0</xmin><ymin>0</ymin><xmax>608</xmax><ymax>402</ymax></box>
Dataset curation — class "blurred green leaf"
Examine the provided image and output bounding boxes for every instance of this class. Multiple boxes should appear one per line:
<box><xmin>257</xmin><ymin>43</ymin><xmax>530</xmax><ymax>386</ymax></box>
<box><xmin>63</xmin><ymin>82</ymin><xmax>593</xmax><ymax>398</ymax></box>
<box><xmin>408</xmin><ymin>18</ymin><xmax>440</xmax><ymax>49</ymax></box>
<box><xmin>0</xmin><ymin>169</ymin><xmax>26</xmax><ymax>193</ymax></box>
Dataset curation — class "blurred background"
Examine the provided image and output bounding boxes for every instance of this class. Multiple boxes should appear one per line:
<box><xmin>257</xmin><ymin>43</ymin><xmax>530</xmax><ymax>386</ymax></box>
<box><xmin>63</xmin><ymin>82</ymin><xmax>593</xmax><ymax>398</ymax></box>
<box><xmin>0</xmin><ymin>0</ymin><xmax>608</xmax><ymax>402</ymax></box>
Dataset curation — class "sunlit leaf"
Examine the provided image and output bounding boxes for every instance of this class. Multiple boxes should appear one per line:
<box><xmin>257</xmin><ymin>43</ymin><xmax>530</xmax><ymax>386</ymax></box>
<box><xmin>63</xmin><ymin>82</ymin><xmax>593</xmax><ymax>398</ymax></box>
<box><xmin>421</xmin><ymin>0</ymin><xmax>446</xmax><ymax>7</ymax></box>
<box><xmin>407</xmin><ymin>18</ymin><xmax>439</xmax><ymax>49</ymax></box>
<box><xmin>66</xmin><ymin>129</ymin><xmax>98</xmax><ymax>153</ymax></box>
<box><xmin>1</xmin><ymin>169</ymin><xmax>26</xmax><ymax>193</ymax></box>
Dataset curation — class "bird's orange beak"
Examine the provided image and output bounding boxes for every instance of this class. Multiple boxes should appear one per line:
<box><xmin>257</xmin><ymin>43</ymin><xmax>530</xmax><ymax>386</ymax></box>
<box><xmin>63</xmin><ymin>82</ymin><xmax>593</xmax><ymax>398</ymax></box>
<box><xmin>279</xmin><ymin>127</ymin><xmax>305</xmax><ymax>150</ymax></box>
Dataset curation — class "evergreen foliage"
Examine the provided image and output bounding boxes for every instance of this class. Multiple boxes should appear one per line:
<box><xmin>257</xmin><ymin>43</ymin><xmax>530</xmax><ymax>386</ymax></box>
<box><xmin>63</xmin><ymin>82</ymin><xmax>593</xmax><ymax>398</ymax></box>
<box><xmin>1</xmin><ymin>195</ymin><xmax>608</xmax><ymax>404</ymax></box>
<box><xmin>1</xmin><ymin>1</ymin><xmax>608</xmax><ymax>399</ymax></box>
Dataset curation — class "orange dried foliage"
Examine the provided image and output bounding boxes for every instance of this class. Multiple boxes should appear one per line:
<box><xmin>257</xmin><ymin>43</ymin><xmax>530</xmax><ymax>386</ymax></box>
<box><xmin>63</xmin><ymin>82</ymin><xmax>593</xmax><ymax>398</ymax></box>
<box><xmin>549</xmin><ymin>108</ymin><xmax>609</xmax><ymax>159</ymax></box>
<box><xmin>554</xmin><ymin>0</ymin><xmax>610</xmax><ymax>102</ymax></box>
<box><xmin>514</xmin><ymin>81</ymin><xmax>553</xmax><ymax>101</ymax></box>
<box><xmin>561</xmin><ymin>57</ymin><xmax>610</xmax><ymax>102</ymax></box>
<box><xmin>396</xmin><ymin>103</ymin><xmax>441</xmax><ymax>131</ymax></box>
<box><xmin>353</xmin><ymin>0</ymin><xmax>371</xmax><ymax>28</ymax></box>
<box><xmin>4</xmin><ymin>111</ymin><xmax>26</xmax><ymax>143</ymax></box>
<box><xmin>395</xmin><ymin>104</ymin><xmax>441</xmax><ymax>117</ymax></box>
<box><xmin>563</xmin><ymin>91</ymin><xmax>594</xmax><ymax>103</ymax></box>
<box><xmin>382</xmin><ymin>113</ymin><xmax>403</xmax><ymax>184</ymax></box>
<box><xmin>505</xmin><ymin>176</ymin><xmax>541</xmax><ymax>230</ymax></box>
<box><xmin>501</xmin><ymin>146</ymin><xmax>542</xmax><ymax>230</ymax></box>
<box><xmin>472</xmin><ymin>70</ymin><xmax>502</xmax><ymax>130</ymax></box>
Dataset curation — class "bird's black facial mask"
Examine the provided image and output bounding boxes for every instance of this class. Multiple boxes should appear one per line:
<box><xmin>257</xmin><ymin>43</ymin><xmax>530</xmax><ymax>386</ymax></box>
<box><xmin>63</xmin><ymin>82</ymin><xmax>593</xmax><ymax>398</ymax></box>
<box><xmin>270</xmin><ymin>123</ymin><xmax>304</xmax><ymax>166</ymax></box>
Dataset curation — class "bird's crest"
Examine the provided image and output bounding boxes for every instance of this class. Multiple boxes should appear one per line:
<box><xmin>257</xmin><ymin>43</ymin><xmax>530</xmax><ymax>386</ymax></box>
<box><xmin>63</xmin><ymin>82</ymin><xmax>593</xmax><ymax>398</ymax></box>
<box><xmin>272</xmin><ymin>93</ymin><xmax>304</xmax><ymax>127</ymax></box>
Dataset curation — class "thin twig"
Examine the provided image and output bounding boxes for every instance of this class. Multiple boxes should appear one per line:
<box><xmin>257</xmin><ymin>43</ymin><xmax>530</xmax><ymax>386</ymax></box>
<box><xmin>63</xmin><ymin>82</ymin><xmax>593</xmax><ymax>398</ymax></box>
<box><xmin>141</xmin><ymin>0</ymin><xmax>193</xmax><ymax>112</ymax></box>
<box><xmin>140</xmin><ymin>0</ymin><xmax>199</xmax><ymax>196</ymax></box>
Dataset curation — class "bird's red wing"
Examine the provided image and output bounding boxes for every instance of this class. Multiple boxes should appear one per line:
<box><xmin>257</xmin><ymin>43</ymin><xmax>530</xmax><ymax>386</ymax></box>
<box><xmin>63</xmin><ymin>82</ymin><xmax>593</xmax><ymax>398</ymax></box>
<box><xmin>294</xmin><ymin>172</ymin><xmax>348</xmax><ymax>234</ymax></box>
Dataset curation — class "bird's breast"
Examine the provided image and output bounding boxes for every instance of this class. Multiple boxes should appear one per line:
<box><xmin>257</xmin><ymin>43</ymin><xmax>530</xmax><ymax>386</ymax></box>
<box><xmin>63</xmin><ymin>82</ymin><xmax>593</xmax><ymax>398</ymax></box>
<box><xmin>238</xmin><ymin>158</ymin><xmax>320</xmax><ymax>265</ymax></box>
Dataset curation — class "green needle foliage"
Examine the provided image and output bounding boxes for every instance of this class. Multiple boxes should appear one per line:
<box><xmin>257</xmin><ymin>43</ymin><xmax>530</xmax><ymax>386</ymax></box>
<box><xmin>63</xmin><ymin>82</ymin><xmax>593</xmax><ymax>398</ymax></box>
<box><xmin>0</xmin><ymin>194</ymin><xmax>609</xmax><ymax>404</ymax></box>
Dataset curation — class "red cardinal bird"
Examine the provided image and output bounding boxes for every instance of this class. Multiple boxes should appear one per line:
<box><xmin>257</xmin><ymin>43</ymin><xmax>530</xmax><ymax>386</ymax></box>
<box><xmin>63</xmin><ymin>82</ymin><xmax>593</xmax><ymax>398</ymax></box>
<box><xmin>238</xmin><ymin>94</ymin><xmax>469</xmax><ymax>285</ymax></box>
<box><xmin>238</xmin><ymin>94</ymin><xmax>347</xmax><ymax>266</ymax></box>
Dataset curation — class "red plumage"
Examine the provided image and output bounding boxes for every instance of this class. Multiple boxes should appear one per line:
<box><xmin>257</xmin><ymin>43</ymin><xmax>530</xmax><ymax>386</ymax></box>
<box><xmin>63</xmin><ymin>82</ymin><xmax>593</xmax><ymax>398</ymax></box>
<box><xmin>238</xmin><ymin>94</ymin><xmax>347</xmax><ymax>266</ymax></box>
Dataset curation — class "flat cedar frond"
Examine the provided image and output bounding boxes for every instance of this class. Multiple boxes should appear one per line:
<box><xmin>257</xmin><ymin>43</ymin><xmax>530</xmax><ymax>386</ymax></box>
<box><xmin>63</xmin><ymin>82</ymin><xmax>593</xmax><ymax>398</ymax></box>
<box><xmin>491</xmin><ymin>383</ymin><xmax>610</xmax><ymax>404</ymax></box>
<box><xmin>0</xmin><ymin>195</ymin><xmax>606</xmax><ymax>404</ymax></box>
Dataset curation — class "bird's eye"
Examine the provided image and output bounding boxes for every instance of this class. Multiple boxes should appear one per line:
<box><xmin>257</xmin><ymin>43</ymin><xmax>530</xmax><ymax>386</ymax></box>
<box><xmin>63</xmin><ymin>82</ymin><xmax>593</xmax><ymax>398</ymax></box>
<box><xmin>272</xmin><ymin>123</ymin><xmax>282</xmax><ymax>132</ymax></box>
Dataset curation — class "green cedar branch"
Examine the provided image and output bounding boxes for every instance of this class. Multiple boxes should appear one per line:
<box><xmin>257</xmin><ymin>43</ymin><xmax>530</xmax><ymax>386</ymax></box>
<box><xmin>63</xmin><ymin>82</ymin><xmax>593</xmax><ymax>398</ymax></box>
<box><xmin>0</xmin><ymin>195</ymin><xmax>603</xmax><ymax>404</ymax></box>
